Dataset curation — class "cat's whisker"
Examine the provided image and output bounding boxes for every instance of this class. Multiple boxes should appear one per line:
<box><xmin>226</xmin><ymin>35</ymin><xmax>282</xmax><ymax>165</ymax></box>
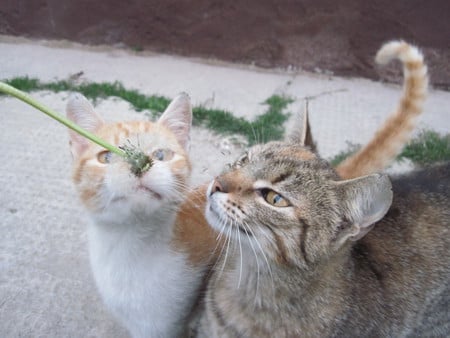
<box><xmin>218</xmin><ymin>218</ymin><xmax>231</xmax><ymax>279</ymax></box>
<box><xmin>208</xmin><ymin>219</ymin><xmax>229</xmax><ymax>280</ymax></box>
<box><xmin>217</xmin><ymin>219</ymin><xmax>233</xmax><ymax>280</ymax></box>
<box><xmin>207</xmin><ymin>233</ymin><xmax>226</xmax><ymax>279</ymax></box>
<box><xmin>236</xmin><ymin>222</ymin><xmax>243</xmax><ymax>289</ymax></box>
<box><xmin>248</xmin><ymin>223</ymin><xmax>276</xmax><ymax>298</ymax></box>
<box><xmin>211</xmin><ymin>217</ymin><xmax>229</xmax><ymax>264</ymax></box>
<box><xmin>240</xmin><ymin>221</ymin><xmax>261</xmax><ymax>306</ymax></box>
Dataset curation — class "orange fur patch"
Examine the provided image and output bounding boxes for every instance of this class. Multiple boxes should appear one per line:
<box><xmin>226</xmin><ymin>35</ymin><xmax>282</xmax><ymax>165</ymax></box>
<box><xmin>171</xmin><ymin>185</ymin><xmax>220</xmax><ymax>266</ymax></box>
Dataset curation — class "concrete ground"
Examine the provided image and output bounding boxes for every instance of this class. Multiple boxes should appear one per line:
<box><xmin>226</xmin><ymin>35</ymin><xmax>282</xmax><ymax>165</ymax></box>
<box><xmin>0</xmin><ymin>36</ymin><xmax>449</xmax><ymax>337</ymax></box>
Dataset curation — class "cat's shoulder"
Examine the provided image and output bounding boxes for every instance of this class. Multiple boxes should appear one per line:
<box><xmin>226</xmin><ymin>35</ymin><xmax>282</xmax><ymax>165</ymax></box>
<box><xmin>391</xmin><ymin>162</ymin><xmax>450</xmax><ymax>197</ymax></box>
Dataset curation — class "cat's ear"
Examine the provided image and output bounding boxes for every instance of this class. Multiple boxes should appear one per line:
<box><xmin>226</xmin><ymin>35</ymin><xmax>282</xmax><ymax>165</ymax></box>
<box><xmin>332</xmin><ymin>174</ymin><xmax>393</xmax><ymax>247</ymax></box>
<box><xmin>66</xmin><ymin>93</ymin><xmax>104</xmax><ymax>158</ymax></box>
<box><xmin>288</xmin><ymin>100</ymin><xmax>316</xmax><ymax>151</ymax></box>
<box><xmin>158</xmin><ymin>93</ymin><xmax>192</xmax><ymax>151</ymax></box>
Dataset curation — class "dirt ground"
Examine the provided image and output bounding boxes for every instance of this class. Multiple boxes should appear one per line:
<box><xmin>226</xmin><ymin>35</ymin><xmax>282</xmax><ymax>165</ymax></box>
<box><xmin>1</xmin><ymin>0</ymin><xmax>449</xmax><ymax>89</ymax></box>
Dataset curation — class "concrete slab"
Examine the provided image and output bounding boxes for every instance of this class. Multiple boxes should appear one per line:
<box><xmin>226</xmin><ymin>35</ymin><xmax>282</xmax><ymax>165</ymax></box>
<box><xmin>0</xmin><ymin>37</ymin><xmax>449</xmax><ymax>337</ymax></box>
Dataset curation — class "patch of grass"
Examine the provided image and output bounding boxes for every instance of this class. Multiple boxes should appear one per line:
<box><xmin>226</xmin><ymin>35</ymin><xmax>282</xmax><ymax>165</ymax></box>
<box><xmin>399</xmin><ymin>130</ymin><xmax>450</xmax><ymax>165</ymax></box>
<box><xmin>4</xmin><ymin>77</ymin><xmax>448</xmax><ymax>165</ymax></box>
<box><xmin>251</xmin><ymin>95</ymin><xmax>293</xmax><ymax>144</ymax></box>
<box><xmin>194</xmin><ymin>95</ymin><xmax>292</xmax><ymax>145</ymax></box>
<box><xmin>4</xmin><ymin>77</ymin><xmax>170</xmax><ymax>113</ymax></box>
<box><xmin>2</xmin><ymin>76</ymin><xmax>292</xmax><ymax>145</ymax></box>
<box><xmin>5</xmin><ymin>77</ymin><xmax>40</xmax><ymax>92</ymax></box>
<box><xmin>330</xmin><ymin>130</ymin><xmax>450</xmax><ymax>166</ymax></box>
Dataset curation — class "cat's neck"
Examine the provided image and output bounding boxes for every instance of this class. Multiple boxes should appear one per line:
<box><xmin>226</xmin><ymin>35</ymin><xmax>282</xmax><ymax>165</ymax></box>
<box><xmin>218</xmin><ymin>243</ymin><xmax>352</xmax><ymax>307</ymax></box>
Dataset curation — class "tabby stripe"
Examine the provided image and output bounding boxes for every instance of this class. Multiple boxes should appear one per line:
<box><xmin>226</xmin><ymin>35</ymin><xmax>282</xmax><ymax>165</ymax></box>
<box><xmin>263</xmin><ymin>224</ymin><xmax>290</xmax><ymax>265</ymax></box>
<box><xmin>299</xmin><ymin>219</ymin><xmax>310</xmax><ymax>265</ymax></box>
<box><xmin>210</xmin><ymin>290</ymin><xmax>243</xmax><ymax>337</ymax></box>
<box><xmin>271</xmin><ymin>172</ymin><xmax>291</xmax><ymax>185</ymax></box>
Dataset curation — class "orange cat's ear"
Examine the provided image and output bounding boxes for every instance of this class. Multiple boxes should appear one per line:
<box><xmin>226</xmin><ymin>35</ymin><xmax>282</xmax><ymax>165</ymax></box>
<box><xmin>332</xmin><ymin>174</ymin><xmax>393</xmax><ymax>248</ymax></box>
<box><xmin>288</xmin><ymin>100</ymin><xmax>316</xmax><ymax>152</ymax></box>
<box><xmin>158</xmin><ymin>93</ymin><xmax>192</xmax><ymax>151</ymax></box>
<box><xmin>66</xmin><ymin>93</ymin><xmax>104</xmax><ymax>158</ymax></box>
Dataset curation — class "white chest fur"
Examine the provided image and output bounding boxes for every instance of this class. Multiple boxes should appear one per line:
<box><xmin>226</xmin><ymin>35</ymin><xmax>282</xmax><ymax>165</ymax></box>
<box><xmin>87</xmin><ymin>218</ymin><xmax>202</xmax><ymax>338</ymax></box>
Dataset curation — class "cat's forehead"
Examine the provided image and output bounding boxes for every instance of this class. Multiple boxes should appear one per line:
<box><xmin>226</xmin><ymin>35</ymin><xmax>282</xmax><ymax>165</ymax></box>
<box><xmin>96</xmin><ymin>120</ymin><xmax>181</xmax><ymax>150</ymax></box>
<box><xmin>245</xmin><ymin>142</ymin><xmax>335</xmax><ymax>182</ymax></box>
<box><xmin>250</xmin><ymin>142</ymin><xmax>316</xmax><ymax>161</ymax></box>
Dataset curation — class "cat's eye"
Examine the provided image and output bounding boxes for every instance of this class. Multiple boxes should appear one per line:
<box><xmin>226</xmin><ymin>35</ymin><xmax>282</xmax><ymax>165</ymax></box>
<box><xmin>97</xmin><ymin>151</ymin><xmax>112</xmax><ymax>164</ymax></box>
<box><xmin>152</xmin><ymin>148</ymin><xmax>174</xmax><ymax>161</ymax></box>
<box><xmin>259</xmin><ymin>189</ymin><xmax>290</xmax><ymax>207</ymax></box>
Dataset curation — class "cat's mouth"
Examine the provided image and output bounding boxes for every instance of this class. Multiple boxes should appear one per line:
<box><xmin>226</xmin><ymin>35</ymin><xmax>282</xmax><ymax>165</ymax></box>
<box><xmin>136</xmin><ymin>184</ymin><xmax>162</xmax><ymax>200</ymax></box>
<box><xmin>208</xmin><ymin>203</ymin><xmax>252</xmax><ymax>237</ymax></box>
<box><xmin>109</xmin><ymin>185</ymin><xmax>162</xmax><ymax>204</ymax></box>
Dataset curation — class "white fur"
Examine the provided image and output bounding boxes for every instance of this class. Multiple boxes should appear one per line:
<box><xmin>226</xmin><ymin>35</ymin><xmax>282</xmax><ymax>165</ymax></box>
<box><xmin>67</xmin><ymin>92</ymin><xmax>198</xmax><ymax>337</ymax></box>
<box><xmin>88</xmin><ymin>209</ymin><xmax>203</xmax><ymax>338</ymax></box>
<box><xmin>85</xmin><ymin>162</ymin><xmax>200</xmax><ymax>338</ymax></box>
<box><xmin>375</xmin><ymin>40</ymin><xmax>423</xmax><ymax>65</ymax></box>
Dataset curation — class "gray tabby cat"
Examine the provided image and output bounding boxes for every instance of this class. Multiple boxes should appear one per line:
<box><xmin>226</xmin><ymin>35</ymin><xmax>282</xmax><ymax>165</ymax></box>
<box><xmin>197</xmin><ymin>130</ymin><xmax>449</xmax><ymax>336</ymax></box>
<box><xmin>194</xmin><ymin>40</ymin><xmax>449</xmax><ymax>337</ymax></box>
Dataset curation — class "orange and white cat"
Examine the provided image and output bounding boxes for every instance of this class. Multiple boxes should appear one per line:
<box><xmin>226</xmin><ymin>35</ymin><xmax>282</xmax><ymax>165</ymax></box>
<box><xmin>67</xmin><ymin>93</ymin><xmax>206</xmax><ymax>337</ymax></box>
<box><xmin>67</xmin><ymin>39</ymin><xmax>428</xmax><ymax>337</ymax></box>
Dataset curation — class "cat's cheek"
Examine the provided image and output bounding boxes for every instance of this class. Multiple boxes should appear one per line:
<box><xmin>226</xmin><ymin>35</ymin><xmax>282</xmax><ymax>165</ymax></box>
<box><xmin>140</xmin><ymin>163</ymin><xmax>177</xmax><ymax>199</ymax></box>
<box><xmin>205</xmin><ymin>193</ymin><xmax>229</xmax><ymax>232</ymax></box>
<box><xmin>169</xmin><ymin>154</ymin><xmax>191</xmax><ymax>179</ymax></box>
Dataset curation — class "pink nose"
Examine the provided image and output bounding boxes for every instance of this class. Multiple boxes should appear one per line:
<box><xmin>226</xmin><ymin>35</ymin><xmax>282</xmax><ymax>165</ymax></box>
<box><xmin>210</xmin><ymin>178</ymin><xmax>225</xmax><ymax>195</ymax></box>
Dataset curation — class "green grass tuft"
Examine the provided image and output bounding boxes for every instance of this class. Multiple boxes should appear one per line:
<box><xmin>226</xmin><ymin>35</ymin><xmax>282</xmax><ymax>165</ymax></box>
<box><xmin>399</xmin><ymin>130</ymin><xmax>450</xmax><ymax>165</ymax></box>
<box><xmin>249</xmin><ymin>95</ymin><xmax>292</xmax><ymax>145</ymax></box>
<box><xmin>3</xmin><ymin>77</ymin><xmax>448</xmax><ymax>166</ymax></box>
<box><xmin>4</xmin><ymin>77</ymin><xmax>40</xmax><ymax>92</ymax></box>
<box><xmin>2</xmin><ymin>77</ymin><xmax>292</xmax><ymax>145</ymax></box>
<box><xmin>330</xmin><ymin>130</ymin><xmax>450</xmax><ymax>167</ymax></box>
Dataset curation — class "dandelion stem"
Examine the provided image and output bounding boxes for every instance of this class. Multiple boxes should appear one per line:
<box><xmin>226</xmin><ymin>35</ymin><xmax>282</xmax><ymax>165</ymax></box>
<box><xmin>0</xmin><ymin>81</ymin><xmax>126</xmax><ymax>157</ymax></box>
<box><xmin>0</xmin><ymin>81</ymin><xmax>153</xmax><ymax>175</ymax></box>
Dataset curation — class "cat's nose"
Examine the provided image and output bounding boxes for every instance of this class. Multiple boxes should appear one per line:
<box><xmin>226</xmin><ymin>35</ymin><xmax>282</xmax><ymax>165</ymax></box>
<box><xmin>210</xmin><ymin>178</ymin><xmax>226</xmax><ymax>195</ymax></box>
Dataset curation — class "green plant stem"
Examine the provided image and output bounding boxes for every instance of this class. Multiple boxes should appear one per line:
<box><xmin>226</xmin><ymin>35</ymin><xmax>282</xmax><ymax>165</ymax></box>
<box><xmin>0</xmin><ymin>81</ymin><xmax>126</xmax><ymax>157</ymax></box>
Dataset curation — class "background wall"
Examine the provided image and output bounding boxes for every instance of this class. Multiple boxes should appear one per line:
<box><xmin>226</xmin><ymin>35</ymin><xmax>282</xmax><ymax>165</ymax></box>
<box><xmin>1</xmin><ymin>0</ymin><xmax>449</xmax><ymax>88</ymax></box>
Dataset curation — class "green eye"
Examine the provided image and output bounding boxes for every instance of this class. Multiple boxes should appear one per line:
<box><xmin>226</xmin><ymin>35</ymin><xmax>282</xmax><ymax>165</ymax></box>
<box><xmin>97</xmin><ymin>151</ymin><xmax>112</xmax><ymax>164</ymax></box>
<box><xmin>260</xmin><ymin>189</ymin><xmax>290</xmax><ymax>207</ymax></box>
<box><xmin>152</xmin><ymin>148</ymin><xmax>174</xmax><ymax>161</ymax></box>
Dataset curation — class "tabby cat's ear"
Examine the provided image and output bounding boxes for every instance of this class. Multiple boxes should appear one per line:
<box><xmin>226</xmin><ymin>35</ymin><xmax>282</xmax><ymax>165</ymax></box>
<box><xmin>158</xmin><ymin>93</ymin><xmax>192</xmax><ymax>151</ymax></box>
<box><xmin>332</xmin><ymin>174</ymin><xmax>393</xmax><ymax>247</ymax></box>
<box><xmin>288</xmin><ymin>100</ymin><xmax>316</xmax><ymax>151</ymax></box>
<box><xmin>66</xmin><ymin>93</ymin><xmax>104</xmax><ymax>158</ymax></box>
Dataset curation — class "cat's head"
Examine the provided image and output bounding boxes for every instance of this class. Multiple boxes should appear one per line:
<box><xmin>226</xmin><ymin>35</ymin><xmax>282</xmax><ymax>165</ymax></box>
<box><xmin>206</xmin><ymin>123</ymin><xmax>393</xmax><ymax>269</ymax></box>
<box><xmin>67</xmin><ymin>93</ymin><xmax>192</xmax><ymax>222</ymax></box>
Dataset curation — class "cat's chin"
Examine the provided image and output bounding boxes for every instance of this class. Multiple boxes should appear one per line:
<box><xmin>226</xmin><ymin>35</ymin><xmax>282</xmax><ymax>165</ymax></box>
<box><xmin>92</xmin><ymin>190</ymin><xmax>166</xmax><ymax>221</ymax></box>
<box><xmin>135</xmin><ymin>185</ymin><xmax>163</xmax><ymax>200</ymax></box>
<box><xmin>108</xmin><ymin>184</ymin><xmax>163</xmax><ymax>205</ymax></box>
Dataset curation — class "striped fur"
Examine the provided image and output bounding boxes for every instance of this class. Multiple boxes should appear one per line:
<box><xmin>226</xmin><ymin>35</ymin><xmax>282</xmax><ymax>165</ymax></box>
<box><xmin>337</xmin><ymin>40</ymin><xmax>429</xmax><ymax>179</ymax></box>
<box><xmin>195</xmin><ymin>41</ymin><xmax>448</xmax><ymax>337</ymax></box>
<box><xmin>197</xmin><ymin>132</ymin><xmax>449</xmax><ymax>338</ymax></box>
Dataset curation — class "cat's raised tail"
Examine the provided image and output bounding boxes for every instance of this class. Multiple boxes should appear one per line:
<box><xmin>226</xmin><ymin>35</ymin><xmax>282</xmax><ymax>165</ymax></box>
<box><xmin>336</xmin><ymin>40</ymin><xmax>429</xmax><ymax>179</ymax></box>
